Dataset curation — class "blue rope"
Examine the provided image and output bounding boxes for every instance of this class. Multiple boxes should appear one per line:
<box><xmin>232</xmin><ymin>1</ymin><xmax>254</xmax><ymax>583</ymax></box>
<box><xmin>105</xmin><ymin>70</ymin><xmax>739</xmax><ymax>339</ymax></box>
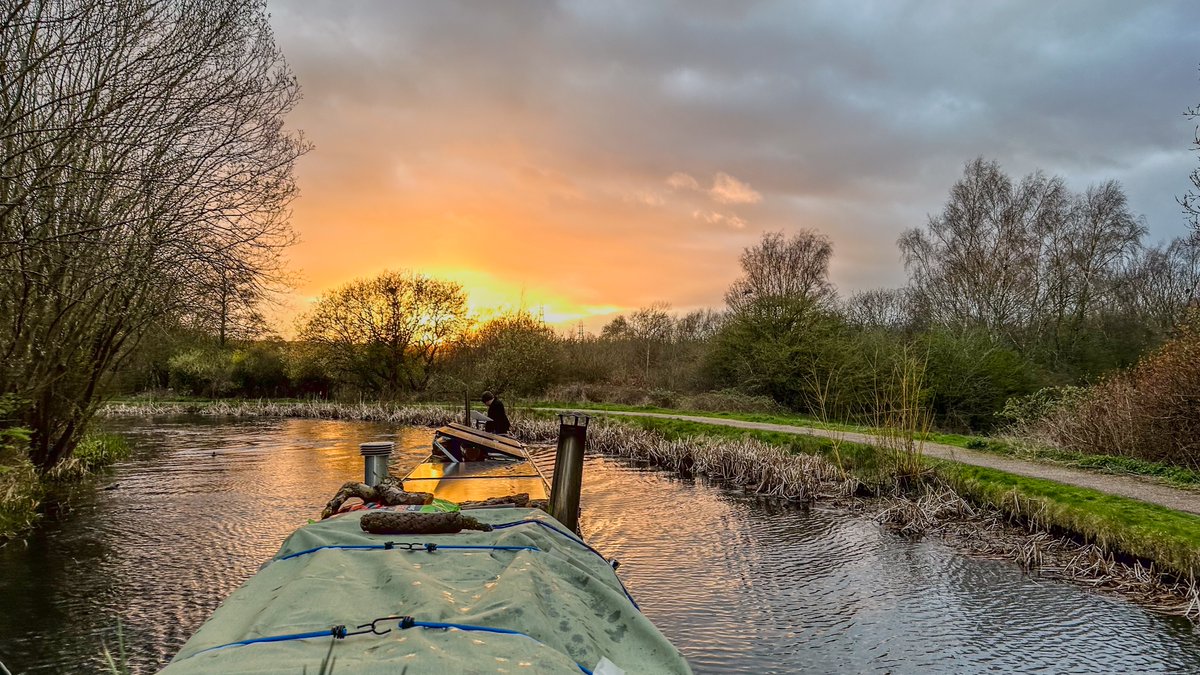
<box><xmin>194</xmin><ymin>627</ymin><xmax>346</xmax><ymax>654</ymax></box>
<box><xmin>491</xmin><ymin>519</ymin><xmax>641</xmax><ymax>610</ymax></box>
<box><xmin>188</xmin><ymin>617</ymin><xmax>595</xmax><ymax>673</ymax></box>
<box><xmin>278</xmin><ymin>542</ymin><xmax>539</xmax><ymax>561</ymax></box>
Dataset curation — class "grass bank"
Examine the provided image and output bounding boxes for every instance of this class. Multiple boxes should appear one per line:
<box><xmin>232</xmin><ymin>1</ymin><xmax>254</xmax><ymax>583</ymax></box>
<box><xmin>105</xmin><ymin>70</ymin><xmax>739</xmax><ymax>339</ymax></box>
<box><xmin>0</xmin><ymin>433</ymin><xmax>131</xmax><ymax>543</ymax></box>
<box><xmin>530</xmin><ymin>401</ymin><xmax>1200</xmax><ymax>489</ymax></box>
<box><xmin>940</xmin><ymin>462</ymin><xmax>1200</xmax><ymax>578</ymax></box>
<box><xmin>527</xmin><ymin>399</ymin><xmax>981</xmax><ymax>444</ymax></box>
<box><xmin>606</xmin><ymin>414</ymin><xmax>1200</xmax><ymax>580</ymax></box>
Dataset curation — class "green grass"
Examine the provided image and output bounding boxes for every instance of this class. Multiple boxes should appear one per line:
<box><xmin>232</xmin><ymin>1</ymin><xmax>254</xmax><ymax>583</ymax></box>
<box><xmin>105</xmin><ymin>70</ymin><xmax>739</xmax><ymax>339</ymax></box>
<box><xmin>941</xmin><ymin>462</ymin><xmax>1200</xmax><ymax>577</ymax></box>
<box><xmin>45</xmin><ymin>433</ymin><xmax>133</xmax><ymax>481</ymax></box>
<box><xmin>1</xmin><ymin>432</ymin><xmax>132</xmax><ymax>541</ymax></box>
<box><xmin>0</xmin><ymin>453</ymin><xmax>42</xmax><ymax>542</ymax></box>
<box><xmin>73</xmin><ymin>433</ymin><xmax>132</xmax><ymax>470</ymax></box>
<box><xmin>604</xmin><ymin>414</ymin><xmax>1200</xmax><ymax>578</ymax></box>
<box><xmin>528</xmin><ymin>401</ymin><xmax>1200</xmax><ymax>489</ymax></box>
<box><xmin>957</xmin><ymin>439</ymin><xmax>1200</xmax><ymax>489</ymax></box>
<box><xmin>526</xmin><ymin>400</ymin><xmax>987</xmax><ymax>446</ymax></box>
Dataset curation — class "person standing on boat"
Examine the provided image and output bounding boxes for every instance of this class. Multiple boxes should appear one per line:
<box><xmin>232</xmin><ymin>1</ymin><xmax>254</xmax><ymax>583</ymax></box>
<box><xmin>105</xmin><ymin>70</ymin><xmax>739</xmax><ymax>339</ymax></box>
<box><xmin>481</xmin><ymin>391</ymin><xmax>511</xmax><ymax>435</ymax></box>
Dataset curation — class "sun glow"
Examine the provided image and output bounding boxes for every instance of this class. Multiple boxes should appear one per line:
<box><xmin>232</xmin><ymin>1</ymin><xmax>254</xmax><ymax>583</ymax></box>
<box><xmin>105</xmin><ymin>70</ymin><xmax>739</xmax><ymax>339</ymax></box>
<box><xmin>424</xmin><ymin>267</ymin><xmax>623</xmax><ymax>329</ymax></box>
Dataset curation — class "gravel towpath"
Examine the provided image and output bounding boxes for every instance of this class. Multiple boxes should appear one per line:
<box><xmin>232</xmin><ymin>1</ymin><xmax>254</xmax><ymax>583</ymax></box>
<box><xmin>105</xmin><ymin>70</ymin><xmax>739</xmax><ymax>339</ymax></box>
<box><xmin>544</xmin><ymin>408</ymin><xmax>1200</xmax><ymax>516</ymax></box>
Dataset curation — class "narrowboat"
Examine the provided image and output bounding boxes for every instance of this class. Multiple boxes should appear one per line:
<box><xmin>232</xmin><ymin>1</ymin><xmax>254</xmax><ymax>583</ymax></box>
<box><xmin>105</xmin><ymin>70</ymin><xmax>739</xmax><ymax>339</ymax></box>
<box><xmin>160</xmin><ymin>414</ymin><xmax>691</xmax><ymax>674</ymax></box>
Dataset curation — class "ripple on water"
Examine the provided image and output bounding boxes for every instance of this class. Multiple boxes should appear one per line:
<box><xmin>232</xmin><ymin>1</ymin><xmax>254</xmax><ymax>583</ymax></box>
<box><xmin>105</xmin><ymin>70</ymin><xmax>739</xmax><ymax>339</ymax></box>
<box><xmin>0</xmin><ymin>420</ymin><xmax>1198</xmax><ymax>674</ymax></box>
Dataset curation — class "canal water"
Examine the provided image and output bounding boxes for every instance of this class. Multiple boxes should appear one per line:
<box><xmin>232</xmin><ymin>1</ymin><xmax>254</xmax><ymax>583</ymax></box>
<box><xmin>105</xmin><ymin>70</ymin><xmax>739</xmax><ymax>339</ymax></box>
<box><xmin>0</xmin><ymin>417</ymin><xmax>1198</xmax><ymax>674</ymax></box>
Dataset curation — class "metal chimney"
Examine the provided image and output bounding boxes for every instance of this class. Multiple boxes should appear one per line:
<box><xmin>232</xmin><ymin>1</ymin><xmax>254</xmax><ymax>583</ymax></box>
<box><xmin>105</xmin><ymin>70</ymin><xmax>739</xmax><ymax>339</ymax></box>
<box><xmin>359</xmin><ymin>441</ymin><xmax>394</xmax><ymax>487</ymax></box>
<box><xmin>549</xmin><ymin>412</ymin><xmax>590</xmax><ymax>533</ymax></box>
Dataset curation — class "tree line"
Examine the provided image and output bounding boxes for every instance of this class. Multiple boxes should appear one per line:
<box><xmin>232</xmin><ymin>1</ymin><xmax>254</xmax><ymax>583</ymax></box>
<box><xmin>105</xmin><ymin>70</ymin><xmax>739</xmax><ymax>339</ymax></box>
<box><xmin>3</xmin><ymin>0</ymin><xmax>1198</xmax><ymax>476</ymax></box>
<box><xmin>124</xmin><ymin>158</ymin><xmax>1199</xmax><ymax>434</ymax></box>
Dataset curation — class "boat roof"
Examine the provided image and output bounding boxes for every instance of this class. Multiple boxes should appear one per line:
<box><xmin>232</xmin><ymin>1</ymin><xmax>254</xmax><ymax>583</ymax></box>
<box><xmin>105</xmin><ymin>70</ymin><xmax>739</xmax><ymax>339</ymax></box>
<box><xmin>161</xmin><ymin>508</ymin><xmax>691</xmax><ymax>674</ymax></box>
<box><xmin>436</xmin><ymin>423</ymin><xmax>526</xmax><ymax>460</ymax></box>
<box><xmin>402</xmin><ymin>459</ymin><xmax>549</xmax><ymax>502</ymax></box>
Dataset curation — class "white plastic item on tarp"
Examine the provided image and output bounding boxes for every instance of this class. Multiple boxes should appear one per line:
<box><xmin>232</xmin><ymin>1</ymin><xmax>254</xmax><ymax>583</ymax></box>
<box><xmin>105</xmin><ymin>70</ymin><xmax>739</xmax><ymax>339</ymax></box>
<box><xmin>594</xmin><ymin>656</ymin><xmax>628</xmax><ymax>675</ymax></box>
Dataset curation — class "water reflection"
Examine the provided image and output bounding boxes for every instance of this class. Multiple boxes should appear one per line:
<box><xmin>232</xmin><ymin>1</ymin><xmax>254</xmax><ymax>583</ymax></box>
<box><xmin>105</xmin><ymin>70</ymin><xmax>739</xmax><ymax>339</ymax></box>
<box><xmin>0</xmin><ymin>417</ymin><xmax>1196</xmax><ymax>674</ymax></box>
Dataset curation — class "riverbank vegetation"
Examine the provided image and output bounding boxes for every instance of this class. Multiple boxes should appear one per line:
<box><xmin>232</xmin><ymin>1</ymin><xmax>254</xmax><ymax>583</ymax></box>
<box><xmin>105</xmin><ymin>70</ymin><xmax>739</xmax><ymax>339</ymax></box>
<box><xmin>573</xmin><ymin>414</ymin><xmax>1200</xmax><ymax>619</ymax></box>
<box><xmin>98</xmin><ymin>397</ymin><xmax>1200</xmax><ymax>601</ymax></box>
<box><xmin>1</xmin><ymin>429</ymin><xmax>131</xmax><ymax>542</ymax></box>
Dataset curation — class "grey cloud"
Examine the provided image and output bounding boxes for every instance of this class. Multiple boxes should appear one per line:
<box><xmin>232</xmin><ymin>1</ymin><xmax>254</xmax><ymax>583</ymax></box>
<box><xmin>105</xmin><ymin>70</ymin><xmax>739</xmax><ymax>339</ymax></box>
<box><xmin>271</xmin><ymin>0</ymin><xmax>1200</xmax><ymax>301</ymax></box>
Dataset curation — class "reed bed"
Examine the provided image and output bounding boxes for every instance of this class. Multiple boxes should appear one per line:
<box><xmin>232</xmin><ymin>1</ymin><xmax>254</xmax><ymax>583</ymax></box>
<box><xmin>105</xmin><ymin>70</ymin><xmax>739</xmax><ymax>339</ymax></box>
<box><xmin>514</xmin><ymin>418</ymin><xmax>855</xmax><ymax>502</ymax></box>
<box><xmin>877</xmin><ymin>486</ymin><xmax>1200</xmax><ymax>621</ymax></box>
<box><xmin>101</xmin><ymin>399</ymin><xmax>462</xmax><ymax>427</ymax></box>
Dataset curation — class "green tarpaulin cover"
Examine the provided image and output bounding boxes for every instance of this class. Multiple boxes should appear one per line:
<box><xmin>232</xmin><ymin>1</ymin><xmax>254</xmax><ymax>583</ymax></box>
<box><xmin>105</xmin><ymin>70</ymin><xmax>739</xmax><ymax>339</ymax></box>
<box><xmin>161</xmin><ymin>508</ymin><xmax>691</xmax><ymax>674</ymax></box>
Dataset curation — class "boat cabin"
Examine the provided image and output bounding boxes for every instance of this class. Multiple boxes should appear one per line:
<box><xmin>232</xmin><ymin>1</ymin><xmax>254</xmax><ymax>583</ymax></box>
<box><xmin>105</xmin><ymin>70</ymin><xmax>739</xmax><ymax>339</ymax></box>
<box><xmin>401</xmin><ymin>423</ymin><xmax>549</xmax><ymax>503</ymax></box>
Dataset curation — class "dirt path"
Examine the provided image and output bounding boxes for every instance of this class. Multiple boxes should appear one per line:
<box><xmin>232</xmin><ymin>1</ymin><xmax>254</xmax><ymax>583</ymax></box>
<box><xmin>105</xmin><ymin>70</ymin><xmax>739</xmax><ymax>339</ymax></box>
<box><xmin>544</xmin><ymin>408</ymin><xmax>1200</xmax><ymax>516</ymax></box>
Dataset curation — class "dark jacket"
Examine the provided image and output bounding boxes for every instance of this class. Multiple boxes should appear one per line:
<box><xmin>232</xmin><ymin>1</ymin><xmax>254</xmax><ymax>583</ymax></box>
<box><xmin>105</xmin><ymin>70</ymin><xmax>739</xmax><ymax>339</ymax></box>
<box><xmin>485</xmin><ymin>398</ymin><xmax>511</xmax><ymax>435</ymax></box>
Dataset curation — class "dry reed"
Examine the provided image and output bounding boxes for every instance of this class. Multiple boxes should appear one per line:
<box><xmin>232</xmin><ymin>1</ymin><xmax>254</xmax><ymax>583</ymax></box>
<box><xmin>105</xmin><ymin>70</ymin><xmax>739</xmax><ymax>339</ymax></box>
<box><xmin>101</xmin><ymin>400</ymin><xmax>462</xmax><ymax>427</ymax></box>
<box><xmin>518</xmin><ymin>418</ymin><xmax>855</xmax><ymax>502</ymax></box>
<box><xmin>877</xmin><ymin>486</ymin><xmax>1200</xmax><ymax>621</ymax></box>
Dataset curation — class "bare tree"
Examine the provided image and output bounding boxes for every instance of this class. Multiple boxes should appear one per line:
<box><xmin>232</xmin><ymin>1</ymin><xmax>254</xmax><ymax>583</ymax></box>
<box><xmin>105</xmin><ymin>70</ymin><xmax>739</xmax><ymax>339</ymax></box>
<box><xmin>674</xmin><ymin>308</ymin><xmax>725</xmax><ymax>343</ymax></box>
<box><xmin>1119</xmin><ymin>237</ymin><xmax>1200</xmax><ymax>332</ymax></box>
<box><xmin>842</xmin><ymin>288</ymin><xmax>913</xmax><ymax>329</ymax></box>
<box><xmin>725</xmin><ymin>229</ymin><xmax>836</xmax><ymax>313</ymax></box>
<box><xmin>900</xmin><ymin>158</ymin><xmax>1147</xmax><ymax>360</ymax></box>
<box><xmin>1184</xmin><ymin>75</ymin><xmax>1200</xmax><ymax>240</ymax></box>
<box><xmin>299</xmin><ymin>271</ymin><xmax>470</xmax><ymax>395</ymax></box>
<box><xmin>0</xmin><ymin>0</ymin><xmax>307</xmax><ymax>469</ymax></box>
<box><xmin>628</xmin><ymin>302</ymin><xmax>673</xmax><ymax>384</ymax></box>
<box><xmin>899</xmin><ymin>158</ymin><xmax>1066</xmax><ymax>338</ymax></box>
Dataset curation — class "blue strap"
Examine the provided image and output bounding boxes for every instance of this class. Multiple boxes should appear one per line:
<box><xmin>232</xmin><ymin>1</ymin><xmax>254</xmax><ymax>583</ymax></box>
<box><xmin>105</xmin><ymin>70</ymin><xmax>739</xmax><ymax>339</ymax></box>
<box><xmin>278</xmin><ymin>542</ymin><xmax>539</xmax><ymax>561</ymax></box>
<box><xmin>188</xmin><ymin>616</ymin><xmax>594</xmax><ymax>674</ymax></box>
<box><xmin>194</xmin><ymin>626</ymin><xmax>346</xmax><ymax>654</ymax></box>
<box><xmin>491</xmin><ymin>519</ymin><xmax>641</xmax><ymax>610</ymax></box>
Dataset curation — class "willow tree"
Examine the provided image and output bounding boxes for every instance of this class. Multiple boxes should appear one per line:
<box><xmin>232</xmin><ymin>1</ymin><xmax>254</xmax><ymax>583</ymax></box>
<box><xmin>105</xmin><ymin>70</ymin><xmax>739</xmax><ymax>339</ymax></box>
<box><xmin>299</xmin><ymin>271</ymin><xmax>470</xmax><ymax>396</ymax></box>
<box><xmin>0</xmin><ymin>0</ymin><xmax>307</xmax><ymax>469</ymax></box>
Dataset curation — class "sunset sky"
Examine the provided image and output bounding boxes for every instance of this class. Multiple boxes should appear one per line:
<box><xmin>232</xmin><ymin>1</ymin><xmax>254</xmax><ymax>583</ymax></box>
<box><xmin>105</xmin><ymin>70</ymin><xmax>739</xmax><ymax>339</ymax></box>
<box><xmin>267</xmin><ymin>0</ymin><xmax>1200</xmax><ymax>332</ymax></box>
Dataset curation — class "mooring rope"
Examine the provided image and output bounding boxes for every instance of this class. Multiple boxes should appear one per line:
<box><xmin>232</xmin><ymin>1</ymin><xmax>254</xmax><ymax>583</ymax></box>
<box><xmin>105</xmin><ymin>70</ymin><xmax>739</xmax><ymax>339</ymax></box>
<box><xmin>277</xmin><ymin>541</ymin><xmax>539</xmax><ymax>561</ymax></box>
<box><xmin>187</xmin><ymin>615</ymin><xmax>594</xmax><ymax>674</ymax></box>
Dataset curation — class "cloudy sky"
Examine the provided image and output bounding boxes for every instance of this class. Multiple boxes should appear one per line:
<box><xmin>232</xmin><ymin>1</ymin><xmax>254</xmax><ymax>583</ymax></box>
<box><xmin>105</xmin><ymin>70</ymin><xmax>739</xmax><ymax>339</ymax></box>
<box><xmin>268</xmin><ymin>0</ymin><xmax>1200</xmax><ymax>329</ymax></box>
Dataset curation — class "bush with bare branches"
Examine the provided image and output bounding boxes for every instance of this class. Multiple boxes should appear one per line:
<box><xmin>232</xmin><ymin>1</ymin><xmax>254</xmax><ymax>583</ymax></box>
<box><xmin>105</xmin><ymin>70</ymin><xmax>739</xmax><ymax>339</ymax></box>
<box><xmin>1024</xmin><ymin>313</ymin><xmax>1200</xmax><ymax>468</ymax></box>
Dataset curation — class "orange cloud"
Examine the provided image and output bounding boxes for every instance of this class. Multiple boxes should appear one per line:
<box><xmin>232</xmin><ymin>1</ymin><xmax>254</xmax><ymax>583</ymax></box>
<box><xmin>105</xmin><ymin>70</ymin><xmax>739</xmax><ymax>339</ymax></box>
<box><xmin>709</xmin><ymin>172</ymin><xmax>762</xmax><ymax>204</ymax></box>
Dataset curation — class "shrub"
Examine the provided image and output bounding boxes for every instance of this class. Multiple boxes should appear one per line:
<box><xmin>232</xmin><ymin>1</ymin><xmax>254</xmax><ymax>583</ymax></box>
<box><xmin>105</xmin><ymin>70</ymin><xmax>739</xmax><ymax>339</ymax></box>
<box><xmin>998</xmin><ymin>386</ymin><xmax>1087</xmax><ymax>429</ymax></box>
<box><xmin>230</xmin><ymin>343</ymin><xmax>290</xmax><ymax>397</ymax></box>
<box><xmin>0</xmin><ymin>395</ymin><xmax>39</xmax><ymax>539</ymax></box>
<box><xmin>1030</xmin><ymin>314</ymin><xmax>1200</xmax><ymax>468</ymax></box>
<box><xmin>168</xmin><ymin>347</ymin><xmax>235</xmax><ymax>397</ymax></box>
<box><xmin>679</xmin><ymin>390</ymin><xmax>783</xmax><ymax>414</ymax></box>
<box><xmin>918</xmin><ymin>329</ymin><xmax>1038</xmax><ymax>432</ymax></box>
